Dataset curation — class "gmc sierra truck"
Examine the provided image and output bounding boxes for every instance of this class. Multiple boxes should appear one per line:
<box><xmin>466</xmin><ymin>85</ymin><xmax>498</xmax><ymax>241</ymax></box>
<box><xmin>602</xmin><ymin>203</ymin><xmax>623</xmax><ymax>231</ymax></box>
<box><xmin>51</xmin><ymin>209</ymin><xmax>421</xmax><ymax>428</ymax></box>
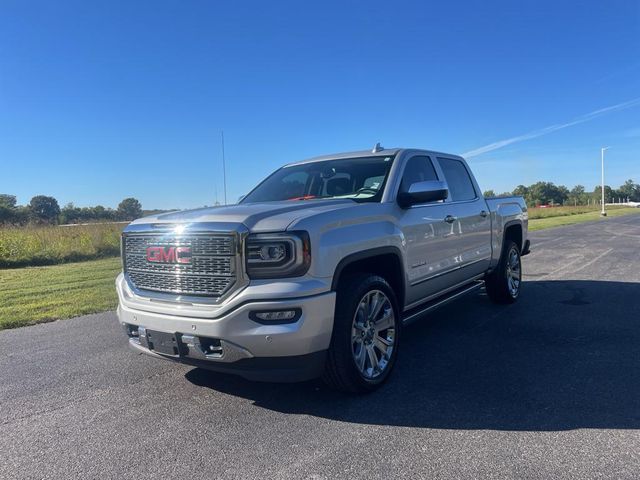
<box><xmin>117</xmin><ymin>146</ymin><xmax>529</xmax><ymax>392</ymax></box>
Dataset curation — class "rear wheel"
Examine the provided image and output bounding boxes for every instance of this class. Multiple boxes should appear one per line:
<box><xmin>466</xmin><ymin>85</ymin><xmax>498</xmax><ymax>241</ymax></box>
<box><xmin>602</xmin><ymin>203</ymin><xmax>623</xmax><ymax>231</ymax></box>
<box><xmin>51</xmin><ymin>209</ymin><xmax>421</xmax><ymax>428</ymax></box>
<box><xmin>485</xmin><ymin>240</ymin><xmax>522</xmax><ymax>304</ymax></box>
<box><xmin>323</xmin><ymin>274</ymin><xmax>400</xmax><ymax>393</ymax></box>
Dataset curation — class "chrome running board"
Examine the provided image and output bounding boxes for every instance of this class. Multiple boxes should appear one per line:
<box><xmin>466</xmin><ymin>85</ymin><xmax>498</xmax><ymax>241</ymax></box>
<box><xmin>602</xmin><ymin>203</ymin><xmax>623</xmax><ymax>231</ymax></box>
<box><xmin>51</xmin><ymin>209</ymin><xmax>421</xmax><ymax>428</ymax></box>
<box><xmin>401</xmin><ymin>280</ymin><xmax>484</xmax><ymax>326</ymax></box>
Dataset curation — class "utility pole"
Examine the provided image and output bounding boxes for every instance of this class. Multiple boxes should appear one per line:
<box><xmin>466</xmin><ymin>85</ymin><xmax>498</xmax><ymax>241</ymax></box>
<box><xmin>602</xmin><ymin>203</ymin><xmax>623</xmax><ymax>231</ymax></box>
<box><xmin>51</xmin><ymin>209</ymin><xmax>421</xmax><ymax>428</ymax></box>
<box><xmin>221</xmin><ymin>131</ymin><xmax>228</xmax><ymax>205</ymax></box>
<box><xmin>601</xmin><ymin>147</ymin><xmax>609</xmax><ymax>216</ymax></box>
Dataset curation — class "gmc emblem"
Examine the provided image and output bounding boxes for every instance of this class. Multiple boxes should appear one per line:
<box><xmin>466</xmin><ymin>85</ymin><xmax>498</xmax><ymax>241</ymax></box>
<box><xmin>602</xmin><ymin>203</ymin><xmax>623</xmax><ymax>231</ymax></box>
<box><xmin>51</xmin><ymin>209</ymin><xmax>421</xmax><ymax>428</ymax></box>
<box><xmin>146</xmin><ymin>246</ymin><xmax>192</xmax><ymax>264</ymax></box>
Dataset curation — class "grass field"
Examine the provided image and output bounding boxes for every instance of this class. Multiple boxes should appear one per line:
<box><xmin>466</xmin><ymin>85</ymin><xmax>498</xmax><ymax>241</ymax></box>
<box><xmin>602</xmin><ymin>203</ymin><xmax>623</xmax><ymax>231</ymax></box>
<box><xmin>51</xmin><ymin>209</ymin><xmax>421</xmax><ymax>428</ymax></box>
<box><xmin>0</xmin><ymin>257</ymin><xmax>121</xmax><ymax>330</ymax></box>
<box><xmin>1</xmin><ymin>207</ymin><xmax>640</xmax><ymax>331</ymax></box>
<box><xmin>0</xmin><ymin>223</ymin><xmax>122</xmax><ymax>268</ymax></box>
<box><xmin>529</xmin><ymin>206</ymin><xmax>639</xmax><ymax>230</ymax></box>
<box><xmin>527</xmin><ymin>204</ymin><xmax>631</xmax><ymax>220</ymax></box>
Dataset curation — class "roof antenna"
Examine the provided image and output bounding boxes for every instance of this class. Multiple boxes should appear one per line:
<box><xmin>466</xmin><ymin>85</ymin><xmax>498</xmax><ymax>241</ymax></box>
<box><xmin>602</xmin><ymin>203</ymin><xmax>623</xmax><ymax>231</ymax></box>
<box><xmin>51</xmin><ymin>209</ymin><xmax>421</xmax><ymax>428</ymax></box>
<box><xmin>372</xmin><ymin>142</ymin><xmax>383</xmax><ymax>153</ymax></box>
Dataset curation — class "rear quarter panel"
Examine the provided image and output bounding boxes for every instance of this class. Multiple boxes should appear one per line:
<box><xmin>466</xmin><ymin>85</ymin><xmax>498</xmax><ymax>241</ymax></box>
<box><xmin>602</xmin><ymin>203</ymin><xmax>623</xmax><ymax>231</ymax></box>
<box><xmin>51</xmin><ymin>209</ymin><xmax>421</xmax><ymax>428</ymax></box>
<box><xmin>485</xmin><ymin>196</ymin><xmax>528</xmax><ymax>266</ymax></box>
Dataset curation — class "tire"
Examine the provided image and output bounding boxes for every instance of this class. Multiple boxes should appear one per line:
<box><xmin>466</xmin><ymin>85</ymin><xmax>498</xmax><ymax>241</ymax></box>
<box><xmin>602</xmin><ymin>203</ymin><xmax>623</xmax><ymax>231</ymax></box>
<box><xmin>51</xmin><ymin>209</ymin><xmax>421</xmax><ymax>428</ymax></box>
<box><xmin>485</xmin><ymin>240</ymin><xmax>522</xmax><ymax>304</ymax></box>
<box><xmin>322</xmin><ymin>273</ymin><xmax>401</xmax><ymax>393</ymax></box>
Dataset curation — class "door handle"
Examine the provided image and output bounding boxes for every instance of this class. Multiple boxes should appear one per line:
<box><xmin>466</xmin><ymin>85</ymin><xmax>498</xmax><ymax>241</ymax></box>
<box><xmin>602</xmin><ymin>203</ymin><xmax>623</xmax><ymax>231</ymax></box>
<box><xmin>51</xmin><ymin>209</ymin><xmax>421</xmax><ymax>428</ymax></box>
<box><xmin>444</xmin><ymin>215</ymin><xmax>457</xmax><ymax>224</ymax></box>
<box><xmin>480</xmin><ymin>210</ymin><xmax>488</xmax><ymax>218</ymax></box>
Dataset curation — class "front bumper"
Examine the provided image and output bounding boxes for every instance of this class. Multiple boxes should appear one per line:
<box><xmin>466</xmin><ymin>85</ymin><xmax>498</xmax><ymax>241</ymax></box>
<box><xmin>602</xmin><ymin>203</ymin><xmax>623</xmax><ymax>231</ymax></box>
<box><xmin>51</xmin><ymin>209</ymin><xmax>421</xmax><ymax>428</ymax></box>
<box><xmin>116</xmin><ymin>276</ymin><xmax>336</xmax><ymax>382</ymax></box>
<box><xmin>127</xmin><ymin>338</ymin><xmax>327</xmax><ymax>382</ymax></box>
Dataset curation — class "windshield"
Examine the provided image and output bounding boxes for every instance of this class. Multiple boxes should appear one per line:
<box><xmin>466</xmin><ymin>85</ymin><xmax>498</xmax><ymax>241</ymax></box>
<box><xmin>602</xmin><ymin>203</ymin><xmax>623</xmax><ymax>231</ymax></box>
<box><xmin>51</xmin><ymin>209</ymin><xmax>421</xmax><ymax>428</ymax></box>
<box><xmin>241</xmin><ymin>155</ymin><xmax>395</xmax><ymax>204</ymax></box>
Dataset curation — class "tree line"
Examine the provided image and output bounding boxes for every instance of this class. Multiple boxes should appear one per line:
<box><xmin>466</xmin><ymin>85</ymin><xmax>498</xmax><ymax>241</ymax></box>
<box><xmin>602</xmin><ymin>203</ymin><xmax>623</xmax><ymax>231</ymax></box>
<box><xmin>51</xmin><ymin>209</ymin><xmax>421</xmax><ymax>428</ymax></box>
<box><xmin>3</xmin><ymin>179</ymin><xmax>639</xmax><ymax>225</ymax></box>
<box><xmin>483</xmin><ymin>179</ymin><xmax>640</xmax><ymax>206</ymax></box>
<box><xmin>0</xmin><ymin>194</ymin><xmax>144</xmax><ymax>225</ymax></box>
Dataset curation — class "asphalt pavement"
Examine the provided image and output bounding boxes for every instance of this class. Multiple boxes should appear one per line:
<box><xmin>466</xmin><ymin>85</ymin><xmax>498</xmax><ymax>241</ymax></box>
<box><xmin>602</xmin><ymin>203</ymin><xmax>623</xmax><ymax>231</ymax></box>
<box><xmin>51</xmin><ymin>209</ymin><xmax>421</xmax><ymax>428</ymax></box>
<box><xmin>2</xmin><ymin>214</ymin><xmax>640</xmax><ymax>479</ymax></box>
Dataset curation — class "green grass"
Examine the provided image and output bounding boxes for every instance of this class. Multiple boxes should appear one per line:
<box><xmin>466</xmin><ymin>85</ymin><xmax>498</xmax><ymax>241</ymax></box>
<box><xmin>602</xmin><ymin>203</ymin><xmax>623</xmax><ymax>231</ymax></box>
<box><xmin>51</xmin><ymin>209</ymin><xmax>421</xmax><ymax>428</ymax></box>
<box><xmin>0</xmin><ymin>223</ymin><xmax>123</xmax><ymax>268</ymax></box>
<box><xmin>0</xmin><ymin>257</ymin><xmax>121</xmax><ymax>329</ymax></box>
<box><xmin>529</xmin><ymin>206</ymin><xmax>640</xmax><ymax>231</ymax></box>
<box><xmin>527</xmin><ymin>204</ymin><xmax>630</xmax><ymax>220</ymax></box>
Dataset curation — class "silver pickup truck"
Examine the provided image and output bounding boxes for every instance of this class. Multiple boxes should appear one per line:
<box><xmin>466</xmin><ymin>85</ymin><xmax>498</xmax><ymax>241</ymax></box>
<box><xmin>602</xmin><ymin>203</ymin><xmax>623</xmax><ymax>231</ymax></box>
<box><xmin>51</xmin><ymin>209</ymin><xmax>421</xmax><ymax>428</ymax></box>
<box><xmin>117</xmin><ymin>146</ymin><xmax>529</xmax><ymax>392</ymax></box>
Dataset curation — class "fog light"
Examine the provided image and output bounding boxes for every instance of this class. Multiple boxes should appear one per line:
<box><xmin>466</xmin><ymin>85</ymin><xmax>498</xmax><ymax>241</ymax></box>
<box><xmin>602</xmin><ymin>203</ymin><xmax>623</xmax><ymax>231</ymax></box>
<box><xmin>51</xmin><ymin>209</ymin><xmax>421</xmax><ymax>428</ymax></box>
<box><xmin>256</xmin><ymin>310</ymin><xmax>295</xmax><ymax>321</ymax></box>
<box><xmin>123</xmin><ymin>323</ymin><xmax>139</xmax><ymax>337</ymax></box>
<box><xmin>250</xmin><ymin>309</ymin><xmax>301</xmax><ymax>324</ymax></box>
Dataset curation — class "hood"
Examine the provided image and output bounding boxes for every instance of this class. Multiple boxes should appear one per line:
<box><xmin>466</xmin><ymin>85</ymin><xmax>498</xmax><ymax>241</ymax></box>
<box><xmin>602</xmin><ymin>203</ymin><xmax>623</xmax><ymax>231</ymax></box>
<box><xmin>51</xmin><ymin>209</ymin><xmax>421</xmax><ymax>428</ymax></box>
<box><xmin>130</xmin><ymin>199</ymin><xmax>360</xmax><ymax>232</ymax></box>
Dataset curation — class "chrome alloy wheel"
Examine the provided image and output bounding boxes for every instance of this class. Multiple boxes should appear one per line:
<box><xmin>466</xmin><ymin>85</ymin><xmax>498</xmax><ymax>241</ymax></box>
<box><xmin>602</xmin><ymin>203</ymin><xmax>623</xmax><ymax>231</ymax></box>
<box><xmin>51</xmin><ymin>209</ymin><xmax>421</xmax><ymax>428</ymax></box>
<box><xmin>351</xmin><ymin>290</ymin><xmax>396</xmax><ymax>379</ymax></box>
<box><xmin>506</xmin><ymin>247</ymin><xmax>521</xmax><ymax>298</ymax></box>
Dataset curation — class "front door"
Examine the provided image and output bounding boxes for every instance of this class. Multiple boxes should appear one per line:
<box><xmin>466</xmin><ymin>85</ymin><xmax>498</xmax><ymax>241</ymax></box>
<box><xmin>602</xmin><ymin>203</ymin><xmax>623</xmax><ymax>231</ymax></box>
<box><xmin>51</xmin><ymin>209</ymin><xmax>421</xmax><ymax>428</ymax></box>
<box><xmin>397</xmin><ymin>155</ymin><xmax>464</xmax><ymax>306</ymax></box>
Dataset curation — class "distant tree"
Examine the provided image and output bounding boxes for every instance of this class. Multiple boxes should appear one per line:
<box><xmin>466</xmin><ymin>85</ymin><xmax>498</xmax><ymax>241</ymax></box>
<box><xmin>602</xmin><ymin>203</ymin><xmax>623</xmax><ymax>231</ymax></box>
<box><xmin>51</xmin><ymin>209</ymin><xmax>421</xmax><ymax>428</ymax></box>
<box><xmin>0</xmin><ymin>205</ymin><xmax>12</xmax><ymax>223</ymax></box>
<box><xmin>11</xmin><ymin>206</ymin><xmax>31</xmax><ymax>225</ymax></box>
<box><xmin>483</xmin><ymin>190</ymin><xmax>496</xmax><ymax>198</ymax></box>
<box><xmin>59</xmin><ymin>203</ymin><xmax>117</xmax><ymax>224</ymax></box>
<box><xmin>117</xmin><ymin>197</ymin><xmax>143</xmax><ymax>220</ymax></box>
<box><xmin>570</xmin><ymin>185</ymin><xmax>585</xmax><ymax>196</ymax></box>
<box><xmin>617</xmin><ymin>179</ymin><xmax>640</xmax><ymax>202</ymax></box>
<box><xmin>568</xmin><ymin>185</ymin><xmax>588</xmax><ymax>205</ymax></box>
<box><xmin>29</xmin><ymin>195</ymin><xmax>60</xmax><ymax>223</ymax></box>
<box><xmin>59</xmin><ymin>202</ymin><xmax>78</xmax><ymax>224</ymax></box>
<box><xmin>593</xmin><ymin>185</ymin><xmax>614</xmax><ymax>204</ymax></box>
<box><xmin>524</xmin><ymin>181</ymin><xmax>568</xmax><ymax>206</ymax></box>
<box><xmin>93</xmin><ymin>205</ymin><xmax>107</xmax><ymax>218</ymax></box>
<box><xmin>0</xmin><ymin>194</ymin><xmax>17</xmax><ymax>209</ymax></box>
<box><xmin>0</xmin><ymin>197</ymin><xmax>29</xmax><ymax>224</ymax></box>
<box><xmin>512</xmin><ymin>185</ymin><xmax>529</xmax><ymax>198</ymax></box>
<box><xmin>557</xmin><ymin>185</ymin><xmax>570</xmax><ymax>204</ymax></box>
<box><xmin>0</xmin><ymin>194</ymin><xmax>16</xmax><ymax>223</ymax></box>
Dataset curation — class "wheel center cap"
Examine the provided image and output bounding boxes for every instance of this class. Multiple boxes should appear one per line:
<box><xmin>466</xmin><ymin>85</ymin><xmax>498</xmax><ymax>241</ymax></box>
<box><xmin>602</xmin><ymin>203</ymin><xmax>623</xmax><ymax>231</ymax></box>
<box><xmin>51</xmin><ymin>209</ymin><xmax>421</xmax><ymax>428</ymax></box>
<box><xmin>364</xmin><ymin>327</ymin><xmax>375</xmax><ymax>343</ymax></box>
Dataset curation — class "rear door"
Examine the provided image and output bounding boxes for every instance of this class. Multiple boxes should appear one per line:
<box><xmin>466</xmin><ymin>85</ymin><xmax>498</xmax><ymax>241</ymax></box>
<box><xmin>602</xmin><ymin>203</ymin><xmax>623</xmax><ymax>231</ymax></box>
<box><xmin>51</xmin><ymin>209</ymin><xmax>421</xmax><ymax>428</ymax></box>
<box><xmin>434</xmin><ymin>156</ymin><xmax>492</xmax><ymax>280</ymax></box>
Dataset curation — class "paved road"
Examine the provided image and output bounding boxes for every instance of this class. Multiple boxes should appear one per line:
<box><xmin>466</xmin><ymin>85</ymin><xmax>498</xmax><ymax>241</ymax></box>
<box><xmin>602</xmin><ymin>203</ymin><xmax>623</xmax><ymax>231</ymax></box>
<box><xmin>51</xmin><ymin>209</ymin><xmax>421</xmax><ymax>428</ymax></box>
<box><xmin>2</xmin><ymin>214</ymin><xmax>640</xmax><ymax>479</ymax></box>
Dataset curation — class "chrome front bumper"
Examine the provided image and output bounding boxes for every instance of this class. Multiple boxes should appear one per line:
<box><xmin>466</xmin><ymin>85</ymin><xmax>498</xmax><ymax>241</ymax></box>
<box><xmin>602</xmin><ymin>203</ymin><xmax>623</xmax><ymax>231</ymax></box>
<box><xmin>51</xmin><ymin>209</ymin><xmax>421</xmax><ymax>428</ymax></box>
<box><xmin>127</xmin><ymin>326</ymin><xmax>255</xmax><ymax>363</ymax></box>
<box><xmin>116</xmin><ymin>272</ymin><xmax>336</xmax><ymax>380</ymax></box>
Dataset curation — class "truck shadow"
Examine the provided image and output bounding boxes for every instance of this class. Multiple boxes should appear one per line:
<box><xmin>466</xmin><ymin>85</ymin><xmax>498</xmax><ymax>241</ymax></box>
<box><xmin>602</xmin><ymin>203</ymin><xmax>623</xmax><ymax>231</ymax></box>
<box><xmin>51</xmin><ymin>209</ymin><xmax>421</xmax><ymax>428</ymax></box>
<box><xmin>185</xmin><ymin>280</ymin><xmax>640</xmax><ymax>431</ymax></box>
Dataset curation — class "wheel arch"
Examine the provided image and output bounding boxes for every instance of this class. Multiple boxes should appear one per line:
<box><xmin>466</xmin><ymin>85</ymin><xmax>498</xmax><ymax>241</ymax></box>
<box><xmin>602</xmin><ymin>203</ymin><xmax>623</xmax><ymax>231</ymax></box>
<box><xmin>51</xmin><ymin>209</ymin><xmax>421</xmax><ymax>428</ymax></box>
<box><xmin>331</xmin><ymin>247</ymin><xmax>406</xmax><ymax>307</ymax></box>
<box><xmin>503</xmin><ymin>220</ymin><xmax>523</xmax><ymax>252</ymax></box>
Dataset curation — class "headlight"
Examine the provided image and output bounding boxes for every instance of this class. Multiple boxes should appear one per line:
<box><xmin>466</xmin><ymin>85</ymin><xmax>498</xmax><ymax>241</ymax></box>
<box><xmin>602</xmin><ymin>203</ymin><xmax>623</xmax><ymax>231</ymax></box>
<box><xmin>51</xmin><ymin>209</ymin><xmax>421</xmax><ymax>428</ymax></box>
<box><xmin>245</xmin><ymin>231</ymin><xmax>311</xmax><ymax>279</ymax></box>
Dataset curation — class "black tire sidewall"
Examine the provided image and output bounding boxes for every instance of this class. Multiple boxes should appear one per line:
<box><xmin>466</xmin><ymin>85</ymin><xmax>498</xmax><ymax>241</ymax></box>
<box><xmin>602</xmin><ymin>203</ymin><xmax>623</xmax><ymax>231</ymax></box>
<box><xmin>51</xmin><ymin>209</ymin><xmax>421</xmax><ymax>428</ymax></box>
<box><xmin>504</xmin><ymin>243</ymin><xmax>521</xmax><ymax>299</ymax></box>
<box><xmin>333</xmin><ymin>274</ymin><xmax>401</xmax><ymax>390</ymax></box>
<box><xmin>485</xmin><ymin>239</ymin><xmax>522</xmax><ymax>304</ymax></box>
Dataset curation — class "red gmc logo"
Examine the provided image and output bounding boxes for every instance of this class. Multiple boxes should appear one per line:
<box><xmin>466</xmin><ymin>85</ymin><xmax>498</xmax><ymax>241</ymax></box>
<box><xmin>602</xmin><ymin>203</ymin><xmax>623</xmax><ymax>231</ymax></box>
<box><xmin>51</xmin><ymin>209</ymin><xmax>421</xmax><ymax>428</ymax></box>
<box><xmin>146</xmin><ymin>246</ymin><xmax>192</xmax><ymax>264</ymax></box>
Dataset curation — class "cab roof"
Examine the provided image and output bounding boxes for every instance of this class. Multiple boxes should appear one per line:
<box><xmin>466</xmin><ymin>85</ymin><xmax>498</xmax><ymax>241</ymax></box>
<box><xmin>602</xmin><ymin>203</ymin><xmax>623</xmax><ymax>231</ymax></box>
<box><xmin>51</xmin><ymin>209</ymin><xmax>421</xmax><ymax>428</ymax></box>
<box><xmin>285</xmin><ymin>148</ymin><xmax>463</xmax><ymax>167</ymax></box>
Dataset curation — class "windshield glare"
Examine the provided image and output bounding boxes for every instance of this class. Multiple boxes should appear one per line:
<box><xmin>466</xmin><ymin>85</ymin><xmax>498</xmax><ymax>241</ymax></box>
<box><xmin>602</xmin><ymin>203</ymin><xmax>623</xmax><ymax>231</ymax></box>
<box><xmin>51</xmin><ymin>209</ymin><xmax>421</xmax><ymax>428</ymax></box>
<box><xmin>241</xmin><ymin>156</ymin><xmax>395</xmax><ymax>204</ymax></box>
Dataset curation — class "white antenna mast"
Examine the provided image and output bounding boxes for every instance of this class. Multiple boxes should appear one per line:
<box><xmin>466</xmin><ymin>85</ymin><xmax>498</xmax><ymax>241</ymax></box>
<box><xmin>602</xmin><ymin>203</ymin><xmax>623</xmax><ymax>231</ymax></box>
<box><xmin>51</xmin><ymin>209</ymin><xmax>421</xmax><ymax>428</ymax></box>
<box><xmin>221</xmin><ymin>131</ymin><xmax>228</xmax><ymax>205</ymax></box>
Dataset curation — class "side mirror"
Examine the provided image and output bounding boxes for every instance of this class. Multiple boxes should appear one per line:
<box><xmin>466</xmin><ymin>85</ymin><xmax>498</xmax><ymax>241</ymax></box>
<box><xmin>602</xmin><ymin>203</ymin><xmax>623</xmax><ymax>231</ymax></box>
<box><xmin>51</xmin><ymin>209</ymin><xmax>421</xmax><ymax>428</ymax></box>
<box><xmin>238</xmin><ymin>194</ymin><xmax>247</xmax><ymax>203</ymax></box>
<box><xmin>397</xmin><ymin>180</ymin><xmax>449</xmax><ymax>208</ymax></box>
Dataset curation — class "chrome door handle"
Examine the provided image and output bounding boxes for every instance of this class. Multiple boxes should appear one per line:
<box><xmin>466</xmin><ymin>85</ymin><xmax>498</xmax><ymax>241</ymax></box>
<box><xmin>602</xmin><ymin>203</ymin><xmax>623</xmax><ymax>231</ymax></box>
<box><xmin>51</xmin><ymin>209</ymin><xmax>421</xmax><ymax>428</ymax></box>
<box><xmin>480</xmin><ymin>210</ymin><xmax>488</xmax><ymax>218</ymax></box>
<box><xmin>444</xmin><ymin>215</ymin><xmax>457</xmax><ymax>224</ymax></box>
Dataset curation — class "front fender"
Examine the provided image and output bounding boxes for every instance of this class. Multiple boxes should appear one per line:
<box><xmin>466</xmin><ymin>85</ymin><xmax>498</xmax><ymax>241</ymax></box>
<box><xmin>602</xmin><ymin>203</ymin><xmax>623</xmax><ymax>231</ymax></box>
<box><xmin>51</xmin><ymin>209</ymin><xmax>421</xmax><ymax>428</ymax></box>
<box><xmin>314</xmin><ymin>221</ymin><xmax>405</xmax><ymax>279</ymax></box>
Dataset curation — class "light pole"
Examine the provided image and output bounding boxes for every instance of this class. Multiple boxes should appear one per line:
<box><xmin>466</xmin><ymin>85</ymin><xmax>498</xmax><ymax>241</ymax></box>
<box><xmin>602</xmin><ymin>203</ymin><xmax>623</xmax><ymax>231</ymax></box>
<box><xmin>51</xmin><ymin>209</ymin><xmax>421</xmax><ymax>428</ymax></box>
<box><xmin>221</xmin><ymin>130</ymin><xmax>227</xmax><ymax>205</ymax></box>
<box><xmin>601</xmin><ymin>147</ymin><xmax>610</xmax><ymax>216</ymax></box>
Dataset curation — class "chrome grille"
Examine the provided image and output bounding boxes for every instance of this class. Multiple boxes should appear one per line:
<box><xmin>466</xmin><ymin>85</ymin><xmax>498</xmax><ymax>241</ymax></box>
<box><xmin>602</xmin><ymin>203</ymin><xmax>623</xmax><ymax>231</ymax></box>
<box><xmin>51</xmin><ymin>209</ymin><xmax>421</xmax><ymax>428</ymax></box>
<box><xmin>124</xmin><ymin>235</ymin><xmax>234</xmax><ymax>256</ymax></box>
<box><xmin>123</xmin><ymin>234</ymin><xmax>237</xmax><ymax>297</ymax></box>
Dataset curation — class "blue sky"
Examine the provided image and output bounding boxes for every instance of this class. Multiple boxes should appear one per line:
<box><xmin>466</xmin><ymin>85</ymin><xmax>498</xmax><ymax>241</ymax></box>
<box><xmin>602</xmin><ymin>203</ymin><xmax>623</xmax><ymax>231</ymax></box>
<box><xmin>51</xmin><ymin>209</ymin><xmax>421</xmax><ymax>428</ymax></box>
<box><xmin>1</xmin><ymin>0</ymin><xmax>639</xmax><ymax>209</ymax></box>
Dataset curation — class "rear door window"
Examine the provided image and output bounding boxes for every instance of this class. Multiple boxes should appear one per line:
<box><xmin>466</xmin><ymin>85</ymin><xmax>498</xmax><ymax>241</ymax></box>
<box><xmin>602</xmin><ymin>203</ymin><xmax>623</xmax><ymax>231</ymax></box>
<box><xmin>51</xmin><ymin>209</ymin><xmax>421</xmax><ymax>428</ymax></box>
<box><xmin>437</xmin><ymin>157</ymin><xmax>476</xmax><ymax>201</ymax></box>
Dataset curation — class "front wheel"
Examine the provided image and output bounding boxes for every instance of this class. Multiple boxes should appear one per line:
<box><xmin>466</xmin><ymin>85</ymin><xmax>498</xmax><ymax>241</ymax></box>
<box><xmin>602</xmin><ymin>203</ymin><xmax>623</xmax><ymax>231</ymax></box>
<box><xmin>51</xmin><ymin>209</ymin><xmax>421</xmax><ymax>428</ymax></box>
<box><xmin>322</xmin><ymin>274</ymin><xmax>400</xmax><ymax>393</ymax></box>
<box><xmin>485</xmin><ymin>240</ymin><xmax>522</xmax><ymax>304</ymax></box>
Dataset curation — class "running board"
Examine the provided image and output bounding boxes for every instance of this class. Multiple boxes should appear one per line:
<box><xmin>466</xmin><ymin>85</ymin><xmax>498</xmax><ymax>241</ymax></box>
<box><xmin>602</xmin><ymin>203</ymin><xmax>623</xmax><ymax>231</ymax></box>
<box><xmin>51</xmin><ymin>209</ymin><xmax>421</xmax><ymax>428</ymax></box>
<box><xmin>401</xmin><ymin>280</ymin><xmax>484</xmax><ymax>326</ymax></box>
